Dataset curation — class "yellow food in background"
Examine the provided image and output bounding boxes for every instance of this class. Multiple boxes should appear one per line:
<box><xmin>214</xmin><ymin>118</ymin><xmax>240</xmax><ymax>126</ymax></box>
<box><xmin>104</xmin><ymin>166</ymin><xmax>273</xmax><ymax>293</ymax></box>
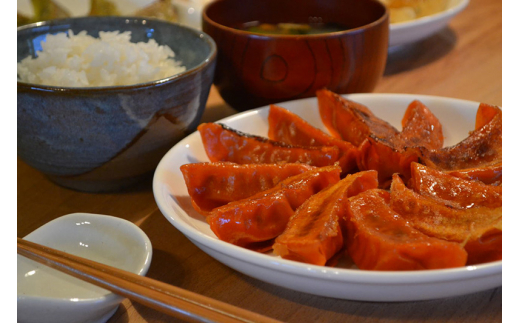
<box><xmin>89</xmin><ymin>0</ymin><xmax>120</xmax><ymax>16</ymax></box>
<box><xmin>30</xmin><ymin>0</ymin><xmax>70</xmax><ymax>23</ymax></box>
<box><xmin>17</xmin><ymin>12</ymin><xmax>33</xmax><ymax>26</ymax></box>
<box><xmin>388</xmin><ymin>6</ymin><xmax>417</xmax><ymax>23</ymax></box>
<box><xmin>17</xmin><ymin>0</ymin><xmax>178</xmax><ymax>26</ymax></box>
<box><xmin>379</xmin><ymin>0</ymin><xmax>449</xmax><ymax>23</ymax></box>
<box><xmin>134</xmin><ymin>0</ymin><xmax>178</xmax><ymax>22</ymax></box>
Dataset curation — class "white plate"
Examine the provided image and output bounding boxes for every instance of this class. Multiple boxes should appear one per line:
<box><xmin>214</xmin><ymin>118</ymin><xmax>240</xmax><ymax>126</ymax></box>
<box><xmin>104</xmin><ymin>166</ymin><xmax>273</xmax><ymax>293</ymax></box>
<box><xmin>152</xmin><ymin>93</ymin><xmax>502</xmax><ymax>302</ymax></box>
<box><xmin>389</xmin><ymin>0</ymin><xmax>470</xmax><ymax>47</ymax></box>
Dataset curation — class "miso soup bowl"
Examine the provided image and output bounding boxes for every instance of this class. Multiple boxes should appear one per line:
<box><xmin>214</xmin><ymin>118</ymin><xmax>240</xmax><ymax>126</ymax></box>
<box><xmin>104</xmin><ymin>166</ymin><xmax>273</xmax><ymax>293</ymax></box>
<box><xmin>17</xmin><ymin>16</ymin><xmax>216</xmax><ymax>192</ymax></box>
<box><xmin>202</xmin><ymin>0</ymin><xmax>388</xmax><ymax>111</ymax></box>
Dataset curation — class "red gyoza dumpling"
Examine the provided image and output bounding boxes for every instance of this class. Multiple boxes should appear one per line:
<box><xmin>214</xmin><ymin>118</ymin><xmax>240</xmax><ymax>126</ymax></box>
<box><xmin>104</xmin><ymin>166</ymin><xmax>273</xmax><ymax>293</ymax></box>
<box><xmin>317</xmin><ymin>89</ymin><xmax>444</xmax><ymax>187</ymax></box>
<box><xmin>268</xmin><ymin>104</ymin><xmax>359</xmax><ymax>175</ymax></box>
<box><xmin>345</xmin><ymin>189</ymin><xmax>468</xmax><ymax>270</ymax></box>
<box><xmin>408</xmin><ymin>162</ymin><xmax>502</xmax><ymax>209</ymax></box>
<box><xmin>447</xmin><ymin>162</ymin><xmax>502</xmax><ymax>186</ymax></box>
<box><xmin>181</xmin><ymin>162</ymin><xmax>314</xmax><ymax>215</ymax></box>
<box><xmin>198</xmin><ymin>122</ymin><xmax>341</xmax><ymax>167</ymax></box>
<box><xmin>390</xmin><ymin>174</ymin><xmax>502</xmax><ymax>265</ymax></box>
<box><xmin>397</xmin><ymin>100</ymin><xmax>444</xmax><ymax>150</ymax></box>
<box><xmin>207</xmin><ymin>165</ymin><xmax>342</xmax><ymax>251</ymax></box>
<box><xmin>316</xmin><ymin>89</ymin><xmax>399</xmax><ymax>146</ymax></box>
<box><xmin>356</xmin><ymin>100</ymin><xmax>443</xmax><ymax>187</ymax></box>
<box><xmin>415</xmin><ymin>103</ymin><xmax>502</xmax><ymax>171</ymax></box>
<box><xmin>273</xmin><ymin>170</ymin><xmax>378</xmax><ymax>265</ymax></box>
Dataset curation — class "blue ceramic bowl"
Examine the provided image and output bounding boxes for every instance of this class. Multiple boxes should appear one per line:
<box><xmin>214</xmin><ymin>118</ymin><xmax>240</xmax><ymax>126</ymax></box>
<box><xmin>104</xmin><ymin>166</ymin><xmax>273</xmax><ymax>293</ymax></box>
<box><xmin>18</xmin><ymin>16</ymin><xmax>216</xmax><ymax>192</ymax></box>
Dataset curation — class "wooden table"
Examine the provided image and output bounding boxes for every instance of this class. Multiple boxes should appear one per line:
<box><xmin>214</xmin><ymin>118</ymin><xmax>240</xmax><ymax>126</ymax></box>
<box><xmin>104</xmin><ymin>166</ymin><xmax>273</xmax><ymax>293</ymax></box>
<box><xmin>17</xmin><ymin>0</ymin><xmax>502</xmax><ymax>321</ymax></box>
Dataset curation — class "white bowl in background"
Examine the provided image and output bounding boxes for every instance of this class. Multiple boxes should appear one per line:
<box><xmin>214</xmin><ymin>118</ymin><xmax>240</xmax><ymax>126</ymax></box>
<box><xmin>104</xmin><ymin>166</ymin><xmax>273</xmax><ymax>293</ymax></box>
<box><xmin>389</xmin><ymin>0</ymin><xmax>470</xmax><ymax>47</ymax></box>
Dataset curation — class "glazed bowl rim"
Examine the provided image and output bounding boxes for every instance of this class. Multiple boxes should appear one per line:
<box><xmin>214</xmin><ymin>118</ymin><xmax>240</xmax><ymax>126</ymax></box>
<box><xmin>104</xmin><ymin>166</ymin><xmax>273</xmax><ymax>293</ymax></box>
<box><xmin>17</xmin><ymin>16</ymin><xmax>217</xmax><ymax>93</ymax></box>
<box><xmin>202</xmin><ymin>0</ymin><xmax>389</xmax><ymax>40</ymax></box>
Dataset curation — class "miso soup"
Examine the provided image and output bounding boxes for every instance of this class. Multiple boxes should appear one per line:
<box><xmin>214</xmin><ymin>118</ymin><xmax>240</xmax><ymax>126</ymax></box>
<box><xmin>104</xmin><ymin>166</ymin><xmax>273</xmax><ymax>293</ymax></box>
<box><xmin>238</xmin><ymin>21</ymin><xmax>350</xmax><ymax>35</ymax></box>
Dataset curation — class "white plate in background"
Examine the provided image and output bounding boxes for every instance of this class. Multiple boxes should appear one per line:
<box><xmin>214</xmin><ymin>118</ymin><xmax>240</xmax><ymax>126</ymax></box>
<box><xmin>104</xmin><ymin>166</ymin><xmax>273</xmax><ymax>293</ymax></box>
<box><xmin>152</xmin><ymin>93</ymin><xmax>501</xmax><ymax>302</ymax></box>
<box><xmin>389</xmin><ymin>0</ymin><xmax>470</xmax><ymax>47</ymax></box>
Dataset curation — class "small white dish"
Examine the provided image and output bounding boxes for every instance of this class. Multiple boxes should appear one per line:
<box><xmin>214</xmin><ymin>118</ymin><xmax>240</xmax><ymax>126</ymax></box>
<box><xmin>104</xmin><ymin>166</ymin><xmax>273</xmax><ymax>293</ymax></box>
<box><xmin>389</xmin><ymin>0</ymin><xmax>470</xmax><ymax>47</ymax></box>
<box><xmin>17</xmin><ymin>213</ymin><xmax>153</xmax><ymax>323</ymax></box>
<box><xmin>153</xmin><ymin>93</ymin><xmax>502</xmax><ymax>302</ymax></box>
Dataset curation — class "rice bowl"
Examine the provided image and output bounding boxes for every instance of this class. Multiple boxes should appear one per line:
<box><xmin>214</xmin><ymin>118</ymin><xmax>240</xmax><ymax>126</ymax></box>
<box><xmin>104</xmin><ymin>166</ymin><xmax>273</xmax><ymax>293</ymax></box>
<box><xmin>17</xmin><ymin>16</ymin><xmax>216</xmax><ymax>192</ymax></box>
<box><xmin>17</xmin><ymin>30</ymin><xmax>186</xmax><ymax>87</ymax></box>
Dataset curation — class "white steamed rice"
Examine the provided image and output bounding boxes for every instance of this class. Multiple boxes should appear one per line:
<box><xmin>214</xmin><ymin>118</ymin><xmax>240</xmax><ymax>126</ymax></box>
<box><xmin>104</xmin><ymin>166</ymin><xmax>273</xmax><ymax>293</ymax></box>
<box><xmin>17</xmin><ymin>30</ymin><xmax>186</xmax><ymax>87</ymax></box>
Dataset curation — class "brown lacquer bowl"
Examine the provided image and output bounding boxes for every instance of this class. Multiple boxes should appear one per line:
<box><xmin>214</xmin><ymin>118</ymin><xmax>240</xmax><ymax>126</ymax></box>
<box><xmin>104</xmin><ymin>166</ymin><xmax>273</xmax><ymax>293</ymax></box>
<box><xmin>17</xmin><ymin>17</ymin><xmax>216</xmax><ymax>192</ymax></box>
<box><xmin>202</xmin><ymin>0</ymin><xmax>388</xmax><ymax>111</ymax></box>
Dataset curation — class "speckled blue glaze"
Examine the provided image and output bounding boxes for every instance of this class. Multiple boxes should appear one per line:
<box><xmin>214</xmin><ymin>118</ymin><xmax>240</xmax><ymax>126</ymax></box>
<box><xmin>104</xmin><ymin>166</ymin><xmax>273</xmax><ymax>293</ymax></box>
<box><xmin>18</xmin><ymin>16</ymin><xmax>216</xmax><ymax>192</ymax></box>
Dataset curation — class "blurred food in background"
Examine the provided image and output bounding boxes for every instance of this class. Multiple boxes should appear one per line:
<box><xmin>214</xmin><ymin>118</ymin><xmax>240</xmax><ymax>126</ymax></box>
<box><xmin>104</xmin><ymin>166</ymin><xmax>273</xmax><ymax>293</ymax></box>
<box><xmin>88</xmin><ymin>0</ymin><xmax>120</xmax><ymax>16</ymax></box>
<box><xmin>134</xmin><ymin>0</ymin><xmax>178</xmax><ymax>22</ymax></box>
<box><xmin>379</xmin><ymin>0</ymin><xmax>449</xmax><ymax>23</ymax></box>
<box><xmin>17</xmin><ymin>0</ymin><xmax>70</xmax><ymax>26</ymax></box>
<box><xmin>17</xmin><ymin>0</ymin><xmax>179</xmax><ymax>26</ymax></box>
<box><xmin>17</xmin><ymin>12</ymin><xmax>33</xmax><ymax>26</ymax></box>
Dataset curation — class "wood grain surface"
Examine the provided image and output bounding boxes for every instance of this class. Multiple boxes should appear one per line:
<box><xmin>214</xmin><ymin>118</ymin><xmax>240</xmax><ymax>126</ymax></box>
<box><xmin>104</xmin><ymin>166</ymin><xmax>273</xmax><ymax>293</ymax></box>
<box><xmin>17</xmin><ymin>0</ymin><xmax>502</xmax><ymax>321</ymax></box>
